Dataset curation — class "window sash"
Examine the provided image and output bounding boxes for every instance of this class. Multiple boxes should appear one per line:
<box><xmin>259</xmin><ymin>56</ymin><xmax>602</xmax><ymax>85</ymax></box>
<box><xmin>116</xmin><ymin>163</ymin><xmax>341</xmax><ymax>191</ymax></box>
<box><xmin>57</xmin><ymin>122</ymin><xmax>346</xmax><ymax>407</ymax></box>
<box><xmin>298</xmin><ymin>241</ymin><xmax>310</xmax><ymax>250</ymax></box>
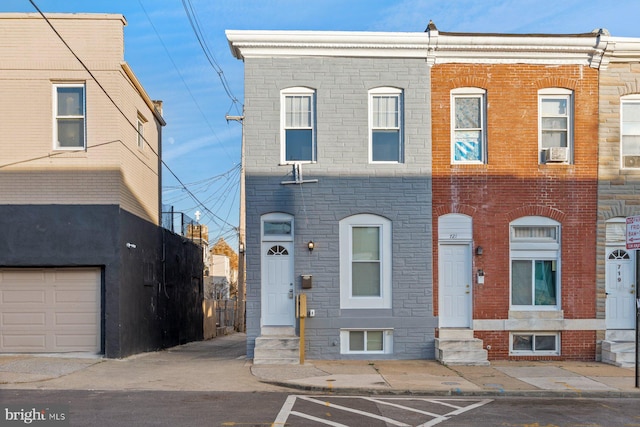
<box><xmin>348</xmin><ymin>330</ymin><xmax>384</xmax><ymax>352</ymax></box>
<box><xmin>371</xmin><ymin>93</ymin><xmax>402</xmax><ymax>163</ymax></box>
<box><xmin>539</xmin><ymin>94</ymin><xmax>571</xmax><ymax>151</ymax></box>
<box><xmin>137</xmin><ymin>118</ymin><xmax>144</xmax><ymax>149</ymax></box>
<box><xmin>512</xmin><ymin>334</ymin><xmax>558</xmax><ymax>354</ymax></box>
<box><xmin>453</xmin><ymin>95</ymin><xmax>484</xmax><ymax>162</ymax></box>
<box><xmin>352</xmin><ymin>226</ymin><xmax>381</xmax><ymax>297</ymax></box>
<box><xmin>54</xmin><ymin>84</ymin><xmax>85</xmax><ymax>149</ymax></box>
<box><xmin>283</xmin><ymin>93</ymin><xmax>314</xmax><ymax>162</ymax></box>
<box><xmin>511</xmin><ymin>259</ymin><xmax>557</xmax><ymax>306</ymax></box>
<box><xmin>621</xmin><ymin>101</ymin><xmax>640</xmax><ymax>157</ymax></box>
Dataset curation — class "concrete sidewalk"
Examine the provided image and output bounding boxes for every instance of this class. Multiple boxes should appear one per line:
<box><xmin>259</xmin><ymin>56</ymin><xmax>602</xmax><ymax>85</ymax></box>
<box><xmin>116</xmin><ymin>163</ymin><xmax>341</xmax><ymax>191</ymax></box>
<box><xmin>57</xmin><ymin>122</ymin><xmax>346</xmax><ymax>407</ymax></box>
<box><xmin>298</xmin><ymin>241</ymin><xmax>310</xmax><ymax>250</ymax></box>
<box><xmin>1</xmin><ymin>333</ymin><xmax>638</xmax><ymax>397</ymax></box>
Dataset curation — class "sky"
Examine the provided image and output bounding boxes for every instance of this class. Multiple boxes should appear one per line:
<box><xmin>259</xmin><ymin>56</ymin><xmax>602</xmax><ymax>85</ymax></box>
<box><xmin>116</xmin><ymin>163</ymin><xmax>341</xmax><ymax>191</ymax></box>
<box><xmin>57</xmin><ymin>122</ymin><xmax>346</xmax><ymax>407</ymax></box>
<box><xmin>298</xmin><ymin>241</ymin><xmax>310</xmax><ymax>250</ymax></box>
<box><xmin>2</xmin><ymin>0</ymin><xmax>640</xmax><ymax>250</ymax></box>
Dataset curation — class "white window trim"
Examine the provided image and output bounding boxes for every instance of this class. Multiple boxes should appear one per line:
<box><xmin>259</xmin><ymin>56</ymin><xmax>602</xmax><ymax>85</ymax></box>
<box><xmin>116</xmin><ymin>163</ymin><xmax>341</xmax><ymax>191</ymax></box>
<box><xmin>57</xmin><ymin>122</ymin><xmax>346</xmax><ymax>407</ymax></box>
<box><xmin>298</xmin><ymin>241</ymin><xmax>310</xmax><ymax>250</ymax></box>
<box><xmin>280</xmin><ymin>87</ymin><xmax>316</xmax><ymax>165</ymax></box>
<box><xmin>510</xmin><ymin>332</ymin><xmax>560</xmax><ymax>356</ymax></box>
<box><xmin>368</xmin><ymin>87</ymin><xmax>403</xmax><ymax>164</ymax></box>
<box><xmin>339</xmin><ymin>214</ymin><xmax>392</xmax><ymax>309</ymax></box>
<box><xmin>620</xmin><ymin>95</ymin><xmax>640</xmax><ymax>169</ymax></box>
<box><xmin>451</xmin><ymin>87</ymin><xmax>486</xmax><ymax>164</ymax></box>
<box><xmin>261</xmin><ymin>212</ymin><xmax>294</xmax><ymax>242</ymax></box>
<box><xmin>538</xmin><ymin>88</ymin><xmax>573</xmax><ymax>164</ymax></box>
<box><xmin>509</xmin><ymin>216</ymin><xmax>561</xmax><ymax>311</ymax></box>
<box><xmin>340</xmin><ymin>329</ymin><xmax>393</xmax><ymax>354</ymax></box>
<box><xmin>137</xmin><ymin>114</ymin><xmax>147</xmax><ymax>150</ymax></box>
<box><xmin>53</xmin><ymin>83</ymin><xmax>86</xmax><ymax>150</ymax></box>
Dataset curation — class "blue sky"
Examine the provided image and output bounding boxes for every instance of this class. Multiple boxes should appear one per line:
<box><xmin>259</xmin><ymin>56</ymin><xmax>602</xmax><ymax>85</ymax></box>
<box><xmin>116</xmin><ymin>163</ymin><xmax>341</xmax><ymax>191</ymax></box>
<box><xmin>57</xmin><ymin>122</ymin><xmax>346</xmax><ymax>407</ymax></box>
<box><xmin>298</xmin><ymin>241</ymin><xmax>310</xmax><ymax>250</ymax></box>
<box><xmin>2</xmin><ymin>0</ymin><xmax>639</xmax><ymax>248</ymax></box>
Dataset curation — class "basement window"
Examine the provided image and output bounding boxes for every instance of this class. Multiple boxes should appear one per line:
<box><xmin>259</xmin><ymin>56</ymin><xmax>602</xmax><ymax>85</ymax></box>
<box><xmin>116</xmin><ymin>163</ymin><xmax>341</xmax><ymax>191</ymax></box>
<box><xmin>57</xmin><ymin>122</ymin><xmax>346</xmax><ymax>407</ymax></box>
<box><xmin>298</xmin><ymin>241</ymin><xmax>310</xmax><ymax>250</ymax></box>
<box><xmin>510</xmin><ymin>332</ymin><xmax>559</xmax><ymax>355</ymax></box>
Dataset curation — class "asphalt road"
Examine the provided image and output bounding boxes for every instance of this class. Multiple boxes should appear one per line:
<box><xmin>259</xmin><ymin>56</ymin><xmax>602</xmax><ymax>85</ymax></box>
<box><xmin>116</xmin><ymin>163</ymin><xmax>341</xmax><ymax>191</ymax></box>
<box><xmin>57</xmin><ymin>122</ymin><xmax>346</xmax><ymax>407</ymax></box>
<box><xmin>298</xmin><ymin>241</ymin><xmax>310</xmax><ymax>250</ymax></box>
<box><xmin>1</xmin><ymin>390</ymin><xmax>639</xmax><ymax>426</ymax></box>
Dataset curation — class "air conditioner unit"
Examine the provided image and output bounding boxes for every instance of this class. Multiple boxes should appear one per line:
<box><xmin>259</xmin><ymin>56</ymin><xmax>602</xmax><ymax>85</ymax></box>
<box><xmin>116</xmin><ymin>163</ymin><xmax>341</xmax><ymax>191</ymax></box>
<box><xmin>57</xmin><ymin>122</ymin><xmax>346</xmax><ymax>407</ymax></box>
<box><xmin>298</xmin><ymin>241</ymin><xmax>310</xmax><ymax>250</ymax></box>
<box><xmin>624</xmin><ymin>155</ymin><xmax>640</xmax><ymax>168</ymax></box>
<box><xmin>544</xmin><ymin>147</ymin><xmax>569</xmax><ymax>163</ymax></box>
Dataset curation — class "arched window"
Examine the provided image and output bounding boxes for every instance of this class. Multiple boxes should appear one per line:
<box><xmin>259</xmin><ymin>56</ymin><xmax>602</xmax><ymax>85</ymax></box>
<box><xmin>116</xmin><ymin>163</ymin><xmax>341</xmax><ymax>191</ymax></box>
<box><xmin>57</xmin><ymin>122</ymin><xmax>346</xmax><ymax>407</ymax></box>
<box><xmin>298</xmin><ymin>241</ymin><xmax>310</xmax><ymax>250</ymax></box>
<box><xmin>510</xmin><ymin>216</ymin><xmax>560</xmax><ymax>309</ymax></box>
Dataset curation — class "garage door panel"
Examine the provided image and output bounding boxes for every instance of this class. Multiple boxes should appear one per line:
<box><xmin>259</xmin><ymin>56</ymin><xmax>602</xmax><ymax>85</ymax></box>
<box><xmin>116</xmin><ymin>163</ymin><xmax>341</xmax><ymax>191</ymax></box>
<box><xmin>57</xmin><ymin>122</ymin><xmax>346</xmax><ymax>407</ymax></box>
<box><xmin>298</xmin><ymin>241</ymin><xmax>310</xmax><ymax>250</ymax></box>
<box><xmin>55</xmin><ymin>312</ymin><xmax>98</xmax><ymax>326</ymax></box>
<box><xmin>0</xmin><ymin>268</ymin><xmax>101</xmax><ymax>353</ymax></box>
<box><xmin>2</xmin><ymin>334</ymin><xmax>47</xmax><ymax>350</ymax></box>
<box><xmin>0</xmin><ymin>270</ymin><xmax>46</xmax><ymax>283</ymax></box>
<box><xmin>2</xmin><ymin>312</ymin><xmax>47</xmax><ymax>326</ymax></box>
<box><xmin>54</xmin><ymin>289</ymin><xmax>98</xmax><ymax>304</ymax></box>
<box><xmin>1</xmin><ymin>290</ymin><xmax>46</xmax><ymax>304</ymax></box>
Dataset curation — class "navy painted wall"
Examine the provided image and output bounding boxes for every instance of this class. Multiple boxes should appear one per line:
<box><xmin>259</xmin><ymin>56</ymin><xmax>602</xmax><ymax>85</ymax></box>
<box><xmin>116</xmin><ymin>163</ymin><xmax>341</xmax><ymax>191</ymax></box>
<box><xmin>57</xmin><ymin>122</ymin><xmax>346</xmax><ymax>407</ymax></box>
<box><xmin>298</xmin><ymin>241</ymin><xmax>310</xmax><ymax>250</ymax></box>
<box><xmin>0</xmin><ymin>205</ymin><xmax>203</xmax><ymax>358</ymax></box>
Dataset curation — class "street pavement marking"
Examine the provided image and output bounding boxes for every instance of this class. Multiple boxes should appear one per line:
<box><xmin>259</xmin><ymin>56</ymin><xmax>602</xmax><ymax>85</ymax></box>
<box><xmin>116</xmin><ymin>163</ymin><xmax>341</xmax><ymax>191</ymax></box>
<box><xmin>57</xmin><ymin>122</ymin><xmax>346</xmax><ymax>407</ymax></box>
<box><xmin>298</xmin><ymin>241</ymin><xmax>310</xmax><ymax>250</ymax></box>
<box><xmin>274</xmin><ymin>395</ymin><xmax>493</xmax><ymax>427</ymax></box>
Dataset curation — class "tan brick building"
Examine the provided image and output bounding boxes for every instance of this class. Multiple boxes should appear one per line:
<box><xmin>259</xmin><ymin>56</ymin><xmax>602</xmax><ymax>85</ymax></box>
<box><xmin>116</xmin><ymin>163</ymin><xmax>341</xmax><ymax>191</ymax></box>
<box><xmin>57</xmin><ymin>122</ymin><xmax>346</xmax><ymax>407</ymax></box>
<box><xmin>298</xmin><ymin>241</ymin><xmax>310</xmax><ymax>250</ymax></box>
<box><xmin>596</xmin><ymin>36</ymin><xmax>640</xmax><ymax>367</ymax></box>
<box><xmin>0</xmin><ymin>13</ymin><xmax>203</xmax><ymax>358</ymax></box>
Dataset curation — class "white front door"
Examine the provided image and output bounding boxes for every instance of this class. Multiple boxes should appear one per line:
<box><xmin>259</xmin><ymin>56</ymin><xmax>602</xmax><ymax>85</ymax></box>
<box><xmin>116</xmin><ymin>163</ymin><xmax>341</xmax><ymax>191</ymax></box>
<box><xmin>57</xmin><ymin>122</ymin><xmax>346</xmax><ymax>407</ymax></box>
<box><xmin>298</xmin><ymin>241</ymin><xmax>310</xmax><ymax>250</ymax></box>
<box><xmin>605</xmin><ymin>248</ymin><xmax>636</xmax><ymax>329</ymax></box>
<box><xmin>262</xmin><ymin>242</ymin><xmax>295</xmax><ymax>326</ymax></box>
<box><xmin>439</xmin><ymin>244</ymin><xmax>472</xmax><ymax>328</ymax></box>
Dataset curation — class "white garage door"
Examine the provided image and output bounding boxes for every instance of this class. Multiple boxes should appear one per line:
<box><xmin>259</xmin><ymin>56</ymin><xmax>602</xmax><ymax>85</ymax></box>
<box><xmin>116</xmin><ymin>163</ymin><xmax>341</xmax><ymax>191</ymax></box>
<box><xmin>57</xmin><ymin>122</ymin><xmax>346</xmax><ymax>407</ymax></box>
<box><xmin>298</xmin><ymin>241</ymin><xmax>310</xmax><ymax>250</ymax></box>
<box><xmin>0</xmin><ymin>268</ymin><xmax>101</xmax><ymax>353</ymax></box>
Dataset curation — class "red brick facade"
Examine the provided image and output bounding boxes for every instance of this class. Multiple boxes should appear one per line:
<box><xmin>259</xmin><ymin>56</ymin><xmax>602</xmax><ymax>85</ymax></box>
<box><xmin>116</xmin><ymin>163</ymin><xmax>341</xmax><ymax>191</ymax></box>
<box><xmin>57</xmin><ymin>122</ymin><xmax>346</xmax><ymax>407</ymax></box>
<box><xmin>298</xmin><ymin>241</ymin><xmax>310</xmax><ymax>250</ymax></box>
<box><xmin>432</xmin><ymin>64</ymin><xmax>599</xmax><ymax>360</ymax></box>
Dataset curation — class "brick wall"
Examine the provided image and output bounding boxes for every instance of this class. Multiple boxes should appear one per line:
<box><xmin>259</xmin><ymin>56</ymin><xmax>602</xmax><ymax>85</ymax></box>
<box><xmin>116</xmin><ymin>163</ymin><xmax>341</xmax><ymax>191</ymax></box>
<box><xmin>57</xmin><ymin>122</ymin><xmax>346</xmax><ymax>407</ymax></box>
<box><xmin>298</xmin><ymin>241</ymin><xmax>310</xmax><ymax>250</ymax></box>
<box><xmin>431</xmin><ymin>63</ymin><xmax>599</xmax><ymax>360</ymax></box>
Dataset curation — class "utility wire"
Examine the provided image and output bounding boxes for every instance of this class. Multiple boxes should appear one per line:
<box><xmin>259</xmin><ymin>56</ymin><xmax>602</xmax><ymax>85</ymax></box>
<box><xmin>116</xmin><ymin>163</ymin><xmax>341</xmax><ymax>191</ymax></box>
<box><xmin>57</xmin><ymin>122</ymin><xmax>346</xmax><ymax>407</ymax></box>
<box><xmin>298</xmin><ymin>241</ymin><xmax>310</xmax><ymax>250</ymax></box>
<box><xmin>28</xmin><ymin>0</ymin><xmax>237</xmax><ymax>232</ymax></box>
<box><xmin>137</xmin><ymin>0</ymin><xmax>237</xmax><ymax>163</ymax></box>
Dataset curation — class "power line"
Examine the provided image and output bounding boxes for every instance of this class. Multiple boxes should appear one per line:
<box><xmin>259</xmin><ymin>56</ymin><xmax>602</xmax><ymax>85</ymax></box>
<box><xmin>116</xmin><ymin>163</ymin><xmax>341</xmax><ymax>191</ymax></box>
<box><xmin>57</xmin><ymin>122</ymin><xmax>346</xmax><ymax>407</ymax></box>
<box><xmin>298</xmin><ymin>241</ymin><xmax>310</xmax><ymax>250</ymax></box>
<box><xmin>137</xmin><ymin>0</ymin><xmax>237</xmax><ymax>163</ymax></box>
<box><xmin>181</xmin><ymin>0</ymin><xmax>241</xmax><ymax>114</ymax></box>
<box><xmin>28</xmin><ymin>0</ymin><xmax>237</xmax><ymax>232</ymax></box>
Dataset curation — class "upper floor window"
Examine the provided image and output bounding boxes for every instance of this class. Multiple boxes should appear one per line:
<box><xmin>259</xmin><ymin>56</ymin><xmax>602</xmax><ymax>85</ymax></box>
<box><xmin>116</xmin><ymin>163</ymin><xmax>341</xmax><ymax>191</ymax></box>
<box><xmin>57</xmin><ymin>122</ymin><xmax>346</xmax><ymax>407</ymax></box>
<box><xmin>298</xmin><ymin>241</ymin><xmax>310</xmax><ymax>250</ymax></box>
<box><xmin>281</xmin><ymin>87</ymin><xmax>316</xmax><ymax>163</ymax></box>
<box><xmin>451</xmin><ymin>87</ymin><xmax>486</xmax><ymax>164</ymax></box>
<box><xmin>340</xmin><ymin>214</ymin><xmax>392</xmax><ymax>309</ymax></box>
<box><xmin>53</xmin><ymin>83</ymin><xmax>86</xmax><ymax>150</ymax></box>
<box><xmin>369</xmin><ymin>87</ymin><xmax>403</xmax><ymax>163</ymax></box>
<box><xmin>137</xmin><ymin>114</ymin><xmax>147</xmax><ymax>150</ymax></box>
<box><xmin>539</xmin><ymin>88</ymin><xmax>573</xmax><ymax>164</ymax></box>
<box><xmin>621</xmin><ymin>96</ymin><xmax>640</xmax><ymax>169</ymax></box>
<box><xmin>510</xmin><ymin>216</ymin><xmax>561</xmax><ymax>310</ymax></box>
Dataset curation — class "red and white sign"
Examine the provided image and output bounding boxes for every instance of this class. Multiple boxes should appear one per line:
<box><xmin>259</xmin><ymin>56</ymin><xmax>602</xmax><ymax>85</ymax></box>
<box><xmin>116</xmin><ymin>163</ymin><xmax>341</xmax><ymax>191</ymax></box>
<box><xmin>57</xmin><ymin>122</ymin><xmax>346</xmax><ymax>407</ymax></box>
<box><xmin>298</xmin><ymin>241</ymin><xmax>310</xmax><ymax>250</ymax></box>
<box><xmin>626</xmin><ymin>215</ymin><xmax>640</xmax><ymax>250</ymax></box>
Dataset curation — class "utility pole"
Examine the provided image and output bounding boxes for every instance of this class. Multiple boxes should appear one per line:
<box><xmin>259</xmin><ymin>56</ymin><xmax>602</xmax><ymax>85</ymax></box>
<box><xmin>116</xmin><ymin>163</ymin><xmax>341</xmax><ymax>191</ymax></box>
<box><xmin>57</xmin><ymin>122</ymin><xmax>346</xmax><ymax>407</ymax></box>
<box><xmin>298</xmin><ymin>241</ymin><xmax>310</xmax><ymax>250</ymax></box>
<box><xmin>226</xmin><ymin>113</ymin><xmax>245</xmax><ymax>333</ymax></box>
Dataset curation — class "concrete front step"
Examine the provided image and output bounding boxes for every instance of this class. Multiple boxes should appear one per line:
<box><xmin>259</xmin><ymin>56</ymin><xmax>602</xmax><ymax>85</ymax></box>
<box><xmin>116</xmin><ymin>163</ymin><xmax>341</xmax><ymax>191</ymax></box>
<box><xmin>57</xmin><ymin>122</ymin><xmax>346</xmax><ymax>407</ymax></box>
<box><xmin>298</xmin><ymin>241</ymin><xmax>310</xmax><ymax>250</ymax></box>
<box><xmin>435</xmin><ymin>329</ymin><xmax>490</xmax><ymax>366</ymax></box>
<box><xmin>605</xmin><ymin>329</ymin><xmax>635</xmax><ymax>342</ymax></box>
<box><xmin>602</xmin><ymin>339</ymin><xmax>636</xmax><ymax>368</ymax></box>
<box><xmin>253</xmin><ymin>334</ymin><xmax>300</xmax><ymax>365</ymax></box>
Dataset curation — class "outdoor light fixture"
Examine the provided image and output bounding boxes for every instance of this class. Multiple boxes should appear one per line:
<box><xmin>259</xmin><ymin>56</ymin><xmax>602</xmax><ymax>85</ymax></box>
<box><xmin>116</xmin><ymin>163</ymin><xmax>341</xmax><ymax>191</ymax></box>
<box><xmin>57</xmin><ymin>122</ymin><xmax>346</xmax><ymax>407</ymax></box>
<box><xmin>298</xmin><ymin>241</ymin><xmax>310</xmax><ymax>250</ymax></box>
<box><xmin>475</xmin><ymin>246</ymin><xmax>483</xmax><ymax>256</ymax></box>
<box><xmin>307</xmin><ymin>241</ymin><xmax>315</xmax><ymax>252</ymax></box>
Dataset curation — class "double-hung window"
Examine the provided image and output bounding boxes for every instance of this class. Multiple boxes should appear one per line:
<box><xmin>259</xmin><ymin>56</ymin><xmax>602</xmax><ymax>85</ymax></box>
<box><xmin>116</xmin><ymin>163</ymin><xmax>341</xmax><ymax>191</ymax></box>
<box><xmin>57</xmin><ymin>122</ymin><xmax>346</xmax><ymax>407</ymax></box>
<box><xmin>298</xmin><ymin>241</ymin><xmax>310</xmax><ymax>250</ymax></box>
<box><xmin>369</xmin><ymin>87</ymin><xmax>403</xmax><ymax>163</ymax></box>
<box><xmin>620</xmin><ymin>96</ymin><xmax>640</xmax><ymax>169</ymax></box>
<box><xmin>340</xmin><ymin>214</ymin><xmax>392</xmax><ymax>309</ymax></box>
<box><xmin>451</xmin><ymin>87</ymin><xmax>486</xmax><ymax>163</ymax></box>
<box><xmin>53</xmin><ymin>83</ymin><xmax>86</xmax><ymax>149</ymax></box>
<box><xmin>281</xmin><ymin>87</ymin><xmax>316</xmax><ymax>163</ymax></box>
<box><xmin>510</xmin><ymin>216</ymin><xmax>561</xmax><ymax>309</ymax></box>
<box><xmin>539</xmin><ymin>88</ymin><xmax>573</xmax><ymax>163</ymax></box>
<box><xmin>137</xmin><ymin>114</ymin><xmax>146</xmax><ymax>150</ymax></box>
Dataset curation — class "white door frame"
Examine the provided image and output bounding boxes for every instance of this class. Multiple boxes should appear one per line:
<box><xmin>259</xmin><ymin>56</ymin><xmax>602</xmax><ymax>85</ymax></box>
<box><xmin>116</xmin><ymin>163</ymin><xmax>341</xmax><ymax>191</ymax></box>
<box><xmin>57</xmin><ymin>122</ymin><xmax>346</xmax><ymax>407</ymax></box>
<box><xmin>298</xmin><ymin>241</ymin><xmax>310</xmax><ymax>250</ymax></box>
<box><xmin>605</xmin><ymin>246</ymin><xmax>636</xmax><ymax>330</ymax></box>
<box><xmin>438</xmin><ymin>242</ymin><xmax>473</xmax><ymax>328</ymax></box>
<box><xmin>438</xmin><ymin>214</ymin><xmax>473</xmax><ymax>328</ymax></box>
<box><xmin>260</xmin><ymin>213</ymin><xmax>295</xmax><ymax>328</ymax></box>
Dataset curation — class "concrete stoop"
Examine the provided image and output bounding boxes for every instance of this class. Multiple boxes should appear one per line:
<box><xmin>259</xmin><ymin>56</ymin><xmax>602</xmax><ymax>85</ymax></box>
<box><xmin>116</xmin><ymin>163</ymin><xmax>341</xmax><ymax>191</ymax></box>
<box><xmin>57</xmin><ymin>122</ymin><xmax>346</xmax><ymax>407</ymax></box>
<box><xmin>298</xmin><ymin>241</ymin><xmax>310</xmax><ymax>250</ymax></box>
<box><xmin>253</xmin><ymin>326</ymin><xmax>300</xmax><ymax>365</ymax></box>
<box><xmin>602</xmin><ymin>329</ymin><xmax>636</xmax><ymax>368</ymax></box>
<box><xmin>435</xmin><ymin>328</ymin><xmax>490</xmax><ymax>366</ymax></box>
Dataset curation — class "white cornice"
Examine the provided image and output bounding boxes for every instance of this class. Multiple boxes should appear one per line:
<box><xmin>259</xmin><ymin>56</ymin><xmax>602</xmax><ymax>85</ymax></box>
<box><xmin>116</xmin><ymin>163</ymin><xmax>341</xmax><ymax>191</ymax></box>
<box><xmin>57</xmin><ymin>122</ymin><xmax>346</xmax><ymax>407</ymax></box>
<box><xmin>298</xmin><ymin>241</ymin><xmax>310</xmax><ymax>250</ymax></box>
<box><xmin>226</xmin><ymin>29</ymin><xmax>606</xmax><ymax>67</ymax></box>
<box><xmin>602</xmin><ymin>36</ymin><xmax>640</xmax><ymax>64</ymax></box>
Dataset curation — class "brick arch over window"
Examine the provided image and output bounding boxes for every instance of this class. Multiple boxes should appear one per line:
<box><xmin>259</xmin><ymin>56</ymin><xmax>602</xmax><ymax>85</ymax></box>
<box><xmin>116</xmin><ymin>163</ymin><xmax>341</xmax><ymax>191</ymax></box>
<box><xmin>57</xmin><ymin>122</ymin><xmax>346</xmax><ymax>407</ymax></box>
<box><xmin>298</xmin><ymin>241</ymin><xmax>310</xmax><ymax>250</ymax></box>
<box><xmin>600</xmin><ymin>201</ymin><xmax>640</xmax><ymax>221</ymax></box>
<box><xmin>449</xmin><ymin>77</ymin><xmax>488</xmax><ymax>90</ymax></box>
<box><xmin>619</xmin><ymin>81</ymin><xmax>640</xmax><ymax>97</ymax></box>
<box><xmin>434</xmin><ymin>203</ymin><xmax>477</xmax><ymax>218</ymax></box>
<box><xmin>505</xmin><ymin>205</ymin><xmax>565</xmax><ymax>223</ymax></box>
<box><xmin>535</xmin><ymin>77</ymin><xmax>577</xmax><ymax>91</ymax></box>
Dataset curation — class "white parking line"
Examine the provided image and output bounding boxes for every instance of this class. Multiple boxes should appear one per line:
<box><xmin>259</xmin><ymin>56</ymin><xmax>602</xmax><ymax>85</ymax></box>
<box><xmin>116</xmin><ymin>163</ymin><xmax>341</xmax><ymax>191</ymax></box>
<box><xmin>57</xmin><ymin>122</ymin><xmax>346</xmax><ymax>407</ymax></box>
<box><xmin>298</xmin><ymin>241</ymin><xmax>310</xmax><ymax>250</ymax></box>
<box><xmin>273</xmin><ymin>395</ymin><xmax>494</xmax><ymax>427</ymax></box>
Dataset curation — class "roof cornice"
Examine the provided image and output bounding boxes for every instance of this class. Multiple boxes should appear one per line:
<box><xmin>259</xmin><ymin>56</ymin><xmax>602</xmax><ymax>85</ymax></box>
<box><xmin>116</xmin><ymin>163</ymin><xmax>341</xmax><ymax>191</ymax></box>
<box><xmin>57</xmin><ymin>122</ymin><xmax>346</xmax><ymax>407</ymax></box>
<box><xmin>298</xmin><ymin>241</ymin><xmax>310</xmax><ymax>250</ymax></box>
<box><xmin>226</xmin><ymin>29</ymin><xmax>606</xmax><ymax>68</ymax></box>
